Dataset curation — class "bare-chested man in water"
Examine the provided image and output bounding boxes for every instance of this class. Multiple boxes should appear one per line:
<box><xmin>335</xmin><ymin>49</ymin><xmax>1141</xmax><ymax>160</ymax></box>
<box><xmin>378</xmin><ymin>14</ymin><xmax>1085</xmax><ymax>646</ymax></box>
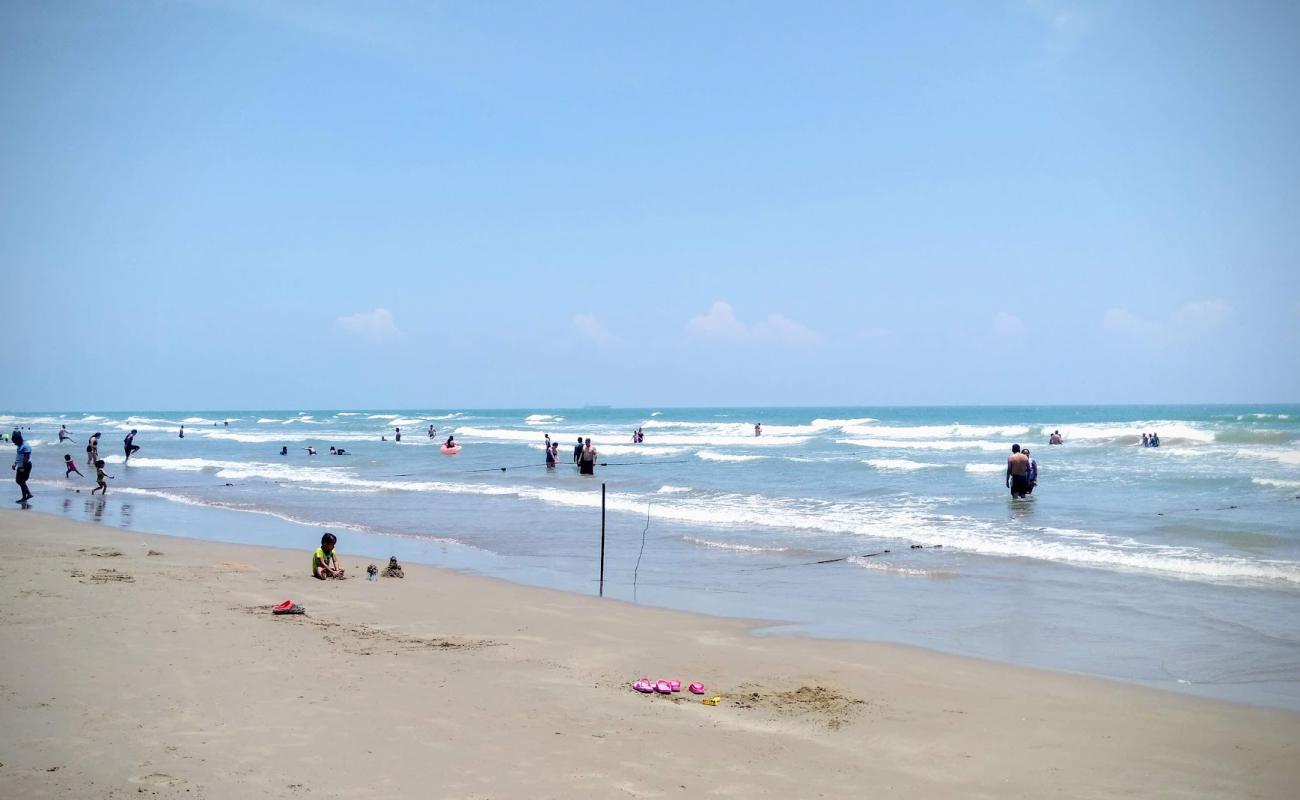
<box><xmin>1006</xmin><ymin>444</ymin><xmax>1030</xmax><ymax>499</ymax></box>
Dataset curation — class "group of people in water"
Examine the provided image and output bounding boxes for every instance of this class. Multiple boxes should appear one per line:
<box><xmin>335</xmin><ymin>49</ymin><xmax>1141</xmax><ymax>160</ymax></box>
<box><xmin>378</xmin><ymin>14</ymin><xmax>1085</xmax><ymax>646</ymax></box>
<box><xmin>1141</xmin><ymin>432</ymin><xmax>1162</xmax><ymax>447</ymax></box>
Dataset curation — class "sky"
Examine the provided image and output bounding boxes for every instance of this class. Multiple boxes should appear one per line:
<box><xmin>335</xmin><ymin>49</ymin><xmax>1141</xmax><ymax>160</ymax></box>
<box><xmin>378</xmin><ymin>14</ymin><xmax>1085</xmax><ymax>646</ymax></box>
<box><xmin>2</xmin><ymin>0</ymin><xmax>1298</xmax><ymax>410</ymax></box>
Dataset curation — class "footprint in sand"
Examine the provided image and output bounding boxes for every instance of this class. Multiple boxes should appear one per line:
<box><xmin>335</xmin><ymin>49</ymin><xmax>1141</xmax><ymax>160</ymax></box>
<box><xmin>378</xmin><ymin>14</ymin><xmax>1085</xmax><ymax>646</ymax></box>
<box><xmin>129</xmin><ymin>772</ymin><xmax>189</xmax><ymax>788</ymax></box>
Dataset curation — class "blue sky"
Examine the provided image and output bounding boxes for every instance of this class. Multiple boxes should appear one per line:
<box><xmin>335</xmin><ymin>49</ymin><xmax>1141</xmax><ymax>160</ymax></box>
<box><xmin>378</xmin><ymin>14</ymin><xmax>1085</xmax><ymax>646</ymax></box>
<box><xmin>3</xmin><ymin>0</ymin><xmax>1298</xmax><ymax>409</ymax></box>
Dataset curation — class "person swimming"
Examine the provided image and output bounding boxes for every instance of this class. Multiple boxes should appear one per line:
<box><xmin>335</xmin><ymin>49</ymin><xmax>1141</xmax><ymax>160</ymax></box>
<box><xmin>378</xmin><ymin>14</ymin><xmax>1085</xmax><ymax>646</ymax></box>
<box><xmin>304</xmin><ymin>446</ymin><xmax>317</xmax><ymax>455</ymax></box>
<box><xmin>444</xmin><ymin>435</ymin><xmax>456</xmax><ymax>448</ymax></box>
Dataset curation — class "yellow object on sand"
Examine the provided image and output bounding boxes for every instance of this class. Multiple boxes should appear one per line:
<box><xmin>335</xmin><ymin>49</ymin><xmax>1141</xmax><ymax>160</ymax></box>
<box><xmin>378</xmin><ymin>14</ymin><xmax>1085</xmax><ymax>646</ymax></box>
<box><xmin>702</xmin><ymin>695</ymin><xmax>721</xmax><ymax>706</ymax></box>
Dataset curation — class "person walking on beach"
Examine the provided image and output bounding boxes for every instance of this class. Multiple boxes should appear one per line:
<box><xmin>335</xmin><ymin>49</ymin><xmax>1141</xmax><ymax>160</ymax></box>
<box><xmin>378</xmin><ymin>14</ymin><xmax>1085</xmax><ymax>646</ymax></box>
<box><xmin>1024</xmin><ymin>449</ymin><xmax>1038</xmax><ymax>494</ymax></box>
<box><xmin>123</xmin><ymin>429</ymin><xmax>141</xmax><ymax>463</ymax></box>
<box><xmin>1006</xmin><ymin>444</ymin><xmax>1030</xmax><ymax>499</ymax></box>
<box><xmin>58</xmin><ymin>425</ymin><xmax>75</xmax><ymax>443</ymax></box>
<box><xmin>12</xmin><ymin>431</ymin><xmax>33</xmax><ymax>503</ymax></box>
<box><xmin>573</xmin><ymin>436</ymin><xmax>584</xmax><ymax>466</ymax></box>
<box><xmin>64</xmin><ymin>454</ymin><xmax>83</xmax><ymax>478</ymax></box>
<box><xmin>91</xmin><ymin>459</ymin><xmax>113</xmax><ymax>495</ymax></box>
<box><xmin>579</xmin><ymin>437</ymin><xmax>598</xmax><ymax>476</ymax></box>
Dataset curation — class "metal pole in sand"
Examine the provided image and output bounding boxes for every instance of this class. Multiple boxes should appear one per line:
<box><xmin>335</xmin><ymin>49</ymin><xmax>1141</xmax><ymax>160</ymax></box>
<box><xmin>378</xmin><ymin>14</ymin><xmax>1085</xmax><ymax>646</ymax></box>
<box><xmin>599</xmin><ymin>482</ymin><xmax>607</xmax><ymax>597</ymax></box>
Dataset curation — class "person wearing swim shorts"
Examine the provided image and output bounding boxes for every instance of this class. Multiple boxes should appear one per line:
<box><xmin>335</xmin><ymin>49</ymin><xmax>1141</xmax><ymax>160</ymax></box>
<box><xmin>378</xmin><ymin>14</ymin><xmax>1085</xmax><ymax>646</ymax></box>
<box><xmin>1006</xmin><ymin>444</ymin><xmax>1030</xmax><ymax>499</ymax></box>
<box><xmin>579</xmin><ymin>438</ymin><xmax>597</xmax><ymax>476</ymax></box>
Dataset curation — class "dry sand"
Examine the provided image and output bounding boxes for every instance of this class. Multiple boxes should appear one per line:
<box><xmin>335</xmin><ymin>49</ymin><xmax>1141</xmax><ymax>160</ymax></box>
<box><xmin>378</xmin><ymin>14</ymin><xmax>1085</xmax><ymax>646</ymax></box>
<box><xmin>1</xmin><ymin>509</ymin><xmax>1297</xmax><ymax>798</ymax></box>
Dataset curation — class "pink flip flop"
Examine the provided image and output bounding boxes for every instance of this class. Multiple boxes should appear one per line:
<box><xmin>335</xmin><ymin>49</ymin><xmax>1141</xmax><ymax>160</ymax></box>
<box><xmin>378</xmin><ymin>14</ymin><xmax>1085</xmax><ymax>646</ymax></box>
<box><xmin>632</xmin><ymin>678</ymin><xmax>653</xmax><ymax>693</ymax></box>
<box><xmin>667</xmin><ymin>680</ymin><xmax>682</xmax><ymax>692</ymax></box>
<box><xmin>654</xmin><ymin>680</ymin><xmax>672</xmax><ymax>694</ymax></box>
<box><xmin>688</xmin><ymin>682</ymin><xmax>705</xmax><ymax>695</ymax></box>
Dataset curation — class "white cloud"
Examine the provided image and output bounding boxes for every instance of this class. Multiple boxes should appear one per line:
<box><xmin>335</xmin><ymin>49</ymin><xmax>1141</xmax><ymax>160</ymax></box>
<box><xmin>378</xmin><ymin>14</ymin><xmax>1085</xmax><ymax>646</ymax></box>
<box><xmin>686</xmin><ymin>301</ymin><xmax>821</xmax><ymax>345</ymax></box>
<box><xmin>994</xmin><ymin>312</ymin><xmax>1026</xmax><ymax>337</ymax></box>
<box><xmin>686</xmin><ymin>301</ymin><xmax>746</xmax><ymax>338</ymax></box>
<box><xmin>336</xmin><ymin>308</ymin><xmax>400</xmax><ymax>341</ymax></box>
<box><xmin>572</xmin><ymin>314</ymin><xmax>619</xmax><ymax>347</ymax></box>
<box><xmin>1101</xmin><ymin>300</ymin><xmax>1232</xmax><ymax>348</ymax></box>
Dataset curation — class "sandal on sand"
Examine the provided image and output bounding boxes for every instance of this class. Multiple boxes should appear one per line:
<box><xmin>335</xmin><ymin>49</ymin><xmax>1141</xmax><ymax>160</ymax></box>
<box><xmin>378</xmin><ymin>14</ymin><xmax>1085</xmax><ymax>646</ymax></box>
<box><xmin>272</xmin><ymin>600</ymin><xmax>305</xmax><ymax>615</ymax></box>
<box><xmin>632</xmin><ymin>678</ymin><xmax>653</xmax><ymax>693</ymax></box>
<box><xmin>667</xmin><ymin>680</ymin><xmax>682</xmax><ymax>692</ymax></box>
<box><xmin>654</xmin><ymin>680</ymin><xmax>672</xmax><ymax>694</ymax></box>
<box><xmin>688</xmin><ymin>682</ymin><xmax>705</xmax><ymax>695</ymax></box>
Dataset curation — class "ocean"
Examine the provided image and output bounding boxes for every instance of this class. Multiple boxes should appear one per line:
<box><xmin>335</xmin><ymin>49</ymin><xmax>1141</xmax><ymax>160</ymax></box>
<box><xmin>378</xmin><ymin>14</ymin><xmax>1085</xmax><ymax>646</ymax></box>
<box><xmin>5</xmin><ymin>405</ymin><xmax>1299</xmax><ymax>709</ymax></box>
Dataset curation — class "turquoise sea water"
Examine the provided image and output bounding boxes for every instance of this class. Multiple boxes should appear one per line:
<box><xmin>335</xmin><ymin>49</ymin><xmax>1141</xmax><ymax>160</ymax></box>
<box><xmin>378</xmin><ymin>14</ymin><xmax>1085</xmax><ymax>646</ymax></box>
<box><xmin>5</xmin><ymin>405</ymin><xmax>1299</xmax><ymax>708</ymax></box>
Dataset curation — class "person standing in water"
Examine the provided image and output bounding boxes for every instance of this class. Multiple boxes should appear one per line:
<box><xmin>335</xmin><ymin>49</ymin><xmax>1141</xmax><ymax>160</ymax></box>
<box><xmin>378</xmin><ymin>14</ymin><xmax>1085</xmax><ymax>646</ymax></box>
<box><xmin>123</xmin><ymin>429</ymin><xmax>141</xmax><ymax>463</ymax></box>
<box><xmin>579</xmin><ymin>437</ymin><xmax>598</xmax><ymax>476</ymax></box>
<box><xmin>12</xmin><ymin>431</ymin><xmax>33</xmax><ymax>503</ymax></box>
<box><xmin>545</xmin><ymin>439</ymin><xmax>557</xmax><ymax>469</ymax></box>
<box><xmin>179</xmin><ymin>425</ymin><xmax>184</xmax><ymax>439</ymax></box>
<box><xmin>58</xmin><ymin>425</ymin><xmax>76</xmax><ymax>443</ymax></box>
<box><xmin>428</xmin><ymin>425</ymin><xmax>435</xmax><ymax>438</ymax></box>
<box><xmin>86</xmin><ymin>432</ymin><xmax>100</xmax><ymax>468</ymax></box>
<box><xmin>755</xmin><ymin>423</ymin><xmax>763</xmax><ymax>437</ymax></box>
<box><xmin>1006</xmin><ymin>444</ymin><xmax>1030</xmax><ymax>499</ymax></box>
<box><xmin>395</xmin><ymin>427</ymin><xmax>401</xmax><ymax>442</ymax></box>
<box><xmin>1024</xmin><ymin>449</ymin><xmax>1038</xmax><ymax>494</ymax></box>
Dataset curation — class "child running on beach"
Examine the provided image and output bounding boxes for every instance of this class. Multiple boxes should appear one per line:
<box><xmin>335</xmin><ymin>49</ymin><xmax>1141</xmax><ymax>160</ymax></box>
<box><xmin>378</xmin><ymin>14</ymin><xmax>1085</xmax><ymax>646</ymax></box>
<box><xmin>312</xmin><ymin>532</ymin><xmax>345</xmax><ymax>579</ymax></box>
<box><xmin>90</xmin><ymin>460</ymin><xmax>113</xmax><ymax>495</ymax></box>
<box><xmin>64</xmin><ymin>454</ymin><xmax>83</xmax><ymax>478</ymax></box>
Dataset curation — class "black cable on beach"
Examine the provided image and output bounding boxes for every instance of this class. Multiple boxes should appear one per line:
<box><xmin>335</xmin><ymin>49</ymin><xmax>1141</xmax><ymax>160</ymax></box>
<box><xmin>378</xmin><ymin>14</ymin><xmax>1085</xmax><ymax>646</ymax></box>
<box><xmin>742</xmin><ymin>544</ymin><xmax>944</xmax><ymax>572</ymax></box>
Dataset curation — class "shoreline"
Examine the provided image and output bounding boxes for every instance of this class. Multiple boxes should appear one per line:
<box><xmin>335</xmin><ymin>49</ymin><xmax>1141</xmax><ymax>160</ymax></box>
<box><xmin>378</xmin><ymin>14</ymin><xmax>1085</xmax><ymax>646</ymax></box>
<box><xmin>2</xmin><ymin>509</ymin><xmax>1298</xmax><ymax>798</ymax></box>
<box><xmin>17</xmin><ymin>481</ymin><xmax>1300</xmax><ymax>713</ymax></box>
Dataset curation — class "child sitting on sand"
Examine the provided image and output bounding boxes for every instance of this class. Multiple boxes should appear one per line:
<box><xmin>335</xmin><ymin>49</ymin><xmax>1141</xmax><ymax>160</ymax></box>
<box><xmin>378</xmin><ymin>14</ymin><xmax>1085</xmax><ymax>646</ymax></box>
<box><xmin>312</xmin><ymin>532</ymin><xmax>345</xmax><ymax>580</ymax></box>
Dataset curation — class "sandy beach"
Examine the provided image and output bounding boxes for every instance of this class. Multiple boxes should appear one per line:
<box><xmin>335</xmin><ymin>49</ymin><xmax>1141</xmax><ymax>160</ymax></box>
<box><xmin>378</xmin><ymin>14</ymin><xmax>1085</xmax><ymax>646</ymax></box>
<box><xmin>1</xmin><ymin>509</ymin><xmax>1297</xmax><ymax>799</ymax></box>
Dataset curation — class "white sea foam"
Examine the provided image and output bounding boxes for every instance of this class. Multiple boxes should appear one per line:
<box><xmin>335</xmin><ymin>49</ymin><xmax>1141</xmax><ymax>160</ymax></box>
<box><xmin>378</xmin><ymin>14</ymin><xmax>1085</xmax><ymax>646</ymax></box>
<box><xmin>841</xmin><ymin>423</ymin><xmax>1028</xmax><ymax>439</ymax></box>
<box><xmin>682</xmin><ymin>536</ymin><xmax>789</xmax><ymax>553</ymax></box>
<box><xmin>839</xmin><ymin>437</ymin><xmax>1007</xmax><ymax>452</ymax></box>
<box><xmin>387</xmin><ymin>418</ymin><xmax>426</xmax><ymax>428</ymax></box>
<box><xmin>1253</xmin><ymin>477</ymin><xmax>1300</xmax><ymax>490</ymax></box>
<box><xmin>964</xmin><ymin>463</ymin><xmax>1004</xmax><ymax>474</ymax></box>
<box><xmin>864</xmin><ymin>459</ymin><xmax>943</xmax><ymax>471</ymax></box>
<box><xmin>367</xmin><ymin>414</ymin><xmax>401</xmax><ymax>420</ymax></box>
<box><xmin>460</xmin><ymin>425</ymin><xmax>801</xmax><ymax>449</ymax></box>
<box><xmin>525</xmin><ymin>414</ymin><xmax>564</xmax><ymax>424</ymax></box>
<box><xmin>696</xmin><ymin>451</ymin><xmax>768</xmax><ymax>463</ymax></box>
<box><xmin>656</xmin><ymin>485</ymin><xmax>691</xmax><ymax>494</ymax></box>
<box><xmin>96</xmin><ymin>452</ymin><xmax>1300</xmax><ymax>586</ymax></box>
